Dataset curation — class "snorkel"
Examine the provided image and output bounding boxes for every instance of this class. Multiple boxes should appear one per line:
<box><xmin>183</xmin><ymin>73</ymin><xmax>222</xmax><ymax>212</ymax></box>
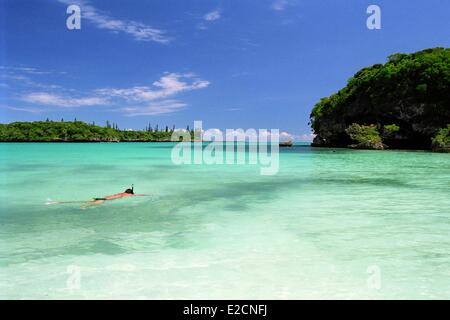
<box><xmin>124</xmin><ymin>184</ymin><xmax>134</xmax><ymax>194</ymax></box>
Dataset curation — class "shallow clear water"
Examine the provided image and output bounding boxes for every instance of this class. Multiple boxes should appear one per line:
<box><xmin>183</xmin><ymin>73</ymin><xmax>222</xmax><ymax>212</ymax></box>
<box><xmin>0</xmin><ymin>142</ymin><xmax>449</xmax><ymax>299</ymax></box>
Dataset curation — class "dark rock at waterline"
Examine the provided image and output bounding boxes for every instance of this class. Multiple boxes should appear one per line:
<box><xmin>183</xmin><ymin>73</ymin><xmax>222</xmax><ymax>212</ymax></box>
<box><xmin>279</xmin><ymin>141</ymin><xmax>293</xmax><ymax>147</ymax></box>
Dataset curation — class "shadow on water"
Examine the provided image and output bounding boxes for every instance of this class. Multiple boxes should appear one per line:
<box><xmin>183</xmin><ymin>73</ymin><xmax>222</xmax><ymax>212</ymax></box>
<box><xmin>68</xmin><ymin>164</ymin><xmax>119</xmax><ymax>174</ymax></box>
<box><xmin>0</xmin><ymin>163</ymin><xmax>59</xmax><ymax>172</ymax></box>
<box><xmin>0</xmin><ymin>170</ymin><xmax>420</xmax><ymax>265</ymax></box>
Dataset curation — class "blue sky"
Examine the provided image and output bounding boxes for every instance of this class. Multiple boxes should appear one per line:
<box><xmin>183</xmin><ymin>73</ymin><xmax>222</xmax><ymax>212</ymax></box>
<box><xmin>1</xmin><ymin>0</ymin><xmax>449</xmax><ymax>138</ymax></box>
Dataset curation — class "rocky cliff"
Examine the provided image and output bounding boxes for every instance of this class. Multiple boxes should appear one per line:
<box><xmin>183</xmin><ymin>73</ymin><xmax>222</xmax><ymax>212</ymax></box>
<box><xmin>310</xmin><ymin>48</ymin><xmax>450</xmax><ymax>151</ymax></box>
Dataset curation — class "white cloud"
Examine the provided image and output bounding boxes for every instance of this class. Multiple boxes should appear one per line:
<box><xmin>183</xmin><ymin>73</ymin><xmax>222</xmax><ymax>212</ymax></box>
<box><xmin>96</xmin><ymin>73</ymin><xmax>210</xmax><ymax>102</ymax></box>
<box><xmin>280</xmin><ymin>131</ymin><xmax>293</xmax><ymax>142</ymax></box>
<box><xmin>276</xmin><ymin>132</ymin><xmax>316</xmax><ymax>142</ymax></box>
<box><xmin>1</xmin><ymin>105</ymin><xmax>46</xmax><ymax>113</ymax></box>
<box><xmin>21</xmin><ymin>92</ymin><xmax>107</xmax><ymax>107</ymax></box>
<box><xmin>8</xmin><ymin>66</ymin><xmax>209</xmax><ymax>116</ymax></box>
<box><xmin>271</xmin><ymin>0</ymin><xmax>289</xmax><ymax>11</ymax></box>
<box><xmin>122</xmin><ymin>100</ymin><xmax>187</xmax><ymax>116</ymax></box>
<box><xmin>58</xmin><ymin>0</ymin><xmax>170</xmax><ymax>43</ymax></box>
<box><xmin>1</xmin><ymin>66</ymin><xmax>66</xmax><ymax>90</ymax></box>
<box><xmin>203</xmin><ymin>128</ymin><xmax>224</xmax><ymax>141</ymax></box>
<box><xmin>197</xmin><ymin>23</ymin><xmax>208</xmax><ymax>31</ymax></box>
<box><xmin>297</xmin><ymin>133</ymin><xmax>316</xmax><ymax>142</ymax></box>
<box><xmin>0</xmin><ymin>66</ymin><xmax>52</xmax><ymax>75</ymax></box>
<box><xmin>204</xmin><ymin>10</ymin><xmax>221</xmax><ymax>21</ymax></box>
<box><xmin>198</xmin><ymin>9</ymin><xmax>222</xmax><ymax>30</ymax></box>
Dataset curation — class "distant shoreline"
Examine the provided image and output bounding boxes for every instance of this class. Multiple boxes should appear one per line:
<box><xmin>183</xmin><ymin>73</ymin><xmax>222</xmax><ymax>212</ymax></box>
<box><xmin>0</xmin><ymin>140</ymin><xmax>172</xmax><ymax>143</ymax></box>
<box><xmin>0</xmin><ymin>121</ymin><xmax>181</xmax><ymax>143</ymax></box>
<box><xmin>0</xmin><ymin>140</ymin><xmax>312</xmax><ymax>145</ymax></box>
<box><xmin>1</xmin><ymin>141</ymin><xmax>439</xmax><ymax>152</ymax></box>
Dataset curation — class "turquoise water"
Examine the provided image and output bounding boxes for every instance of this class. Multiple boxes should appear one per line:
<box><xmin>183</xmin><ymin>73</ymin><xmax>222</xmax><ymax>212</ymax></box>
<box><xmin>0</xmin><ymin>142</ymin><xmax>449</xmax><ymax>299</ymax></box>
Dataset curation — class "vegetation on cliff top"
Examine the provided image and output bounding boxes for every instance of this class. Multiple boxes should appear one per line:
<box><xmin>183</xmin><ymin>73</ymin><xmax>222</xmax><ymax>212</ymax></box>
<box><xmin>310</xmin><ymin>47</ymin><xmax>450</xmax><ymax>151</ymax></box>
<box><xmin>0</xmin><ymin>120</ymin><xmax>188</xmax><ymax>142</ymax></box>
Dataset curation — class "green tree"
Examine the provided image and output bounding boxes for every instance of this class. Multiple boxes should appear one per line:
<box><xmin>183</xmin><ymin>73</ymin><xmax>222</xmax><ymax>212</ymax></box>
<box><xmin>431</xmin><ymin>125</ymin><xmax>450</xmax><ymax>152</ymax></box>
<box><xmin>310</xmin><ymin>48</ymin><xmax>450</xmax><ymax>150</ymax></box>
<box><xmin>345</xmin><ymin>124</ymin><xmax>384</xmax><ymax>150</ymax></box>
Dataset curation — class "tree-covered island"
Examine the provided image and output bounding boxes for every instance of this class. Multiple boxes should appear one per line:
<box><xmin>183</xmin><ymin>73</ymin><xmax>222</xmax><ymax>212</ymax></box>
<box><xmin>310</xmin><ymin>48</ymin><xmax>450</xmax><ymax>152</ymax></box>
<box><xmin>0</xmin><ymin>120</ymin><xmax>192</xmax><ymax>142</ymax></box>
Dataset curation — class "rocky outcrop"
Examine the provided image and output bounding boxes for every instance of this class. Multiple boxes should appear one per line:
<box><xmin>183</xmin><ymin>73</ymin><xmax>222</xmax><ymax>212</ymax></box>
<box><xmin>310</xmin><ymin>48</ymin><xmax>450</xmax><ymax>151</ymax></box>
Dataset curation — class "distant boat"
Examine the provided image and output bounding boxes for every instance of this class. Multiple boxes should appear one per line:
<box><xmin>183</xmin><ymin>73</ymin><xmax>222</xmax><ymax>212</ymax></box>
<box><xmin>279</xmin><ymin>140</ymin><xmax>293</xmax><ymax>147</ymax></box>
